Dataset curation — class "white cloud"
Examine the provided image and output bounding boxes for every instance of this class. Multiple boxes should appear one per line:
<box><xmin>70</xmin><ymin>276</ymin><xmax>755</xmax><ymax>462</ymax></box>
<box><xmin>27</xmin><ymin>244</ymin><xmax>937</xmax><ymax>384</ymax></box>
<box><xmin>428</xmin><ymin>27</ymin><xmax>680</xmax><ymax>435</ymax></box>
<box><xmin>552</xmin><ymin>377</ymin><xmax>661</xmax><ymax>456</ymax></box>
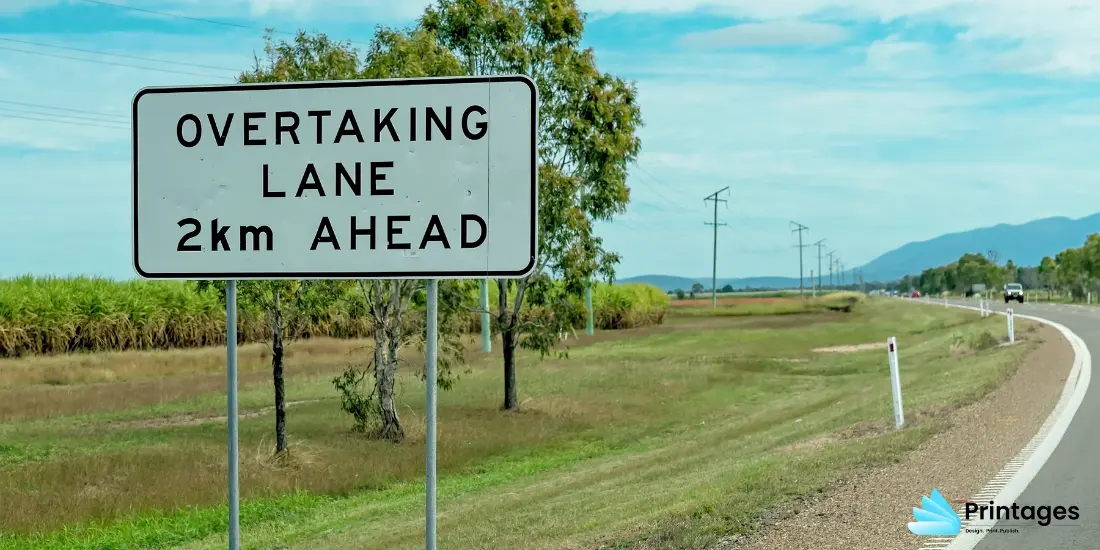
<box><xmin>578</xmin><ymin>0</ymin><xmax>1100</xmax><ymax>76</ymax></box>
<box><xmin>5</xmin><ymin>1</ymin><xmax>1100</xmax><ymax>280</ymax></box>
<box><xmin>680</xmin><ymin>20</ymin><xmax>848</xmax><ymax>49</ymax></box>
<box><xmin>0</xmin><ymin>0</ymin><xmax>431</xmax><ymax>22</ymax></box>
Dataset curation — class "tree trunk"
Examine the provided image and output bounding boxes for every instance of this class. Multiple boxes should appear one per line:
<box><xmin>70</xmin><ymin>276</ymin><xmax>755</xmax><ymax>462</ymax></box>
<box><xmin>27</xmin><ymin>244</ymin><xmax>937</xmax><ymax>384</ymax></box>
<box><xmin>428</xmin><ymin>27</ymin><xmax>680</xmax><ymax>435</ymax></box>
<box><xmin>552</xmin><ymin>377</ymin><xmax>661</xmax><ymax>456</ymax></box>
<box><xmin>374</xmin><ymin>325</ymin><xmax>403</xmax><ymax>442</ymax></box>
<box><xmin>272</xmin><ymin>328</ymin><xmax>288</xmax><ymax>455</ymax></box>
<box><xmin>502</xmin><ymin>327</ymin><xmax>517</xmax><ymax>410</ymax></box>
<box><xmin>497</xmin><ymin>279</ymin><xmax>518</xmax><ymax>410</ymax></box>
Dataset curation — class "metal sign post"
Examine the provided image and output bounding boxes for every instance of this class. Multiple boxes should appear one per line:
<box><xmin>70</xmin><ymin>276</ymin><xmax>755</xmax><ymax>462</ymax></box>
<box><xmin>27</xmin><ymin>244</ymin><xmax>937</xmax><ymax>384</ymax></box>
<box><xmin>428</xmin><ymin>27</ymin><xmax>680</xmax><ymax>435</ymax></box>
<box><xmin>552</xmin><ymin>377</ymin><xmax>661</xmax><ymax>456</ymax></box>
<box><xmin>887</xmin><ymin>336</ymin><xmax>904</xmax><ymax>429</ymax></box>
<box><xmin>585</xmin><ymin>281</ymin><xmax>594</xmax><ymax>336</ymax></box>
<box><xmin>226</xmin><ymin>280</ymin><xmax>240</xmax><ymax>550</ymax></box>
<box><xmin>425</xmin><ymin>279</ymin><xmax>439</xmax><ymax>550</ymax></box>
<box><xmin>132</xmin><ymin>75</ymin><xmax>538</xmax><ymax>550</ymax></box>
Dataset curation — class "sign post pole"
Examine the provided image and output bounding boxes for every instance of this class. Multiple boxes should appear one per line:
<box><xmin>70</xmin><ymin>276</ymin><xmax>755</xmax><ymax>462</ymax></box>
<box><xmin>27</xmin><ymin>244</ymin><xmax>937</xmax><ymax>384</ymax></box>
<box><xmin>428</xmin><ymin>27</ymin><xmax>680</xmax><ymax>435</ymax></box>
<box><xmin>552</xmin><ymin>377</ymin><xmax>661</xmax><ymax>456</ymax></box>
<box><xmin>425</xmin><ymin>279</ymin><xmax>439</xmax><ymax>550</ymax></box>
<box><xmin>132</xmin><ymin>76</ymin><xmax>538</xmax><ymax>550</ymax></box>
<box><xmin>887</xmin><ymin>336</ymin><xmax>904</xmax><ymax>429</ymax></box>
<box><xmin>585</xmin><ymin>281</ymin><xmax>594</xmax><ymax>336</ymax></box>
<box><xmin>480</xmin><ymin>279</ymin><xmax>491</xmax><ymax>353</ymax></box>
<box><xmin>226</xmin><ymin>279</ymin><xmax>240</xmax><ymax>550</ymax></box>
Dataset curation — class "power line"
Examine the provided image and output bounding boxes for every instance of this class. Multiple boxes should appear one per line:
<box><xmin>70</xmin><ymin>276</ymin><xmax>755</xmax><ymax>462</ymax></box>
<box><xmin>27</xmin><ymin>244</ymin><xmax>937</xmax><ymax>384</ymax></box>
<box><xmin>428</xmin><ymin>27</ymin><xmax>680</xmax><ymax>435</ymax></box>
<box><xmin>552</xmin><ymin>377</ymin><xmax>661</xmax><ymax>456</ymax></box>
<box><xmin>826</xmin><ymin>250</ymin><xmax>836</xmax><ymax>289</ymax></box>
<box><xmin>0</xmin><ymin>106</ymin><xmax>127</xmax><ymax>125</ymax></box>
<box><xmin>75</xmin><ymin>0</ymin><xmax>370</xmax><ymax>48</ymax></box>
<box><xmin>630</xmin><ymin>162</ymin><xmax>697</xmax><ymax>213</ymax></box>
<box><xmin>704</xmin><ymin>186</ymin><xmax>730</xmax><ymax>309</ymax></box>
<box><xmin>0</xmin><ymin>100</ymin><xmax>127</xmax><ymax>120</ymax></box>
<box><xmin>790</xmin><ymin>221</ymin><xmax>809</xmax><ymax>298</ymax></box>
<box><xmin>0</xmin><ymin>37</ymin><xmax>242</xmax><ymax>72</ymax></box>
<box><xmin>0</xmin><ymin>113</ymin><xmax>128</xmax><ymax>130</ymax></box>
<box><xmin>809</xmin><ymin>237</ymin><xmax>827</xmax><ymax>294</ymax></box>
<box><xmin>0</xmin><ymin>45</ymin><xmax>234</xmax><ymax>80</ymax></box>
<box><xmin>77</xmin><ymin>0</ymin><xmax>288</xmax><ymax>35</ymax></box>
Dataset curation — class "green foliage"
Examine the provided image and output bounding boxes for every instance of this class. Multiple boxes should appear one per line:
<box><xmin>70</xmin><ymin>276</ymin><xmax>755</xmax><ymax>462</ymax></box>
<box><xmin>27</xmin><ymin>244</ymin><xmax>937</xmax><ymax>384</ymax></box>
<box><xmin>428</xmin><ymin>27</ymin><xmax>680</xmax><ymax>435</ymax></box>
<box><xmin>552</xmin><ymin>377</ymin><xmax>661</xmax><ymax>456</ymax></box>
<box><xmin>912</xmin><ymin>232</ymin><xmax>1100</xmax><ymax>302</ymax></box>
<box><xmin>332</xmin><ymin>365</ymin><xmax>377</xmax><ymax>434</ymax></box>
<box><xmin>915</xmin><ymin>252</ymin><xmax>1008</xmax><ymax>295</ymax></box>
<box><xmin>0</xmin><ymin>277</ymin><xmax>666</xmax><ymax>357</ymax></box>
<box><xmin>591</xmin><ymin>283</ymin><xmax>668</xmax><ymax>329</ymax></box>
<box><xmin>420</xmin><ymin>0</ymin><xmax>644</xmax><ymax>366</ymax></box>
<box><xmin>969</xmin><ymin>330</ymin><xmax>999</xmax><ymax>351</ymax></box>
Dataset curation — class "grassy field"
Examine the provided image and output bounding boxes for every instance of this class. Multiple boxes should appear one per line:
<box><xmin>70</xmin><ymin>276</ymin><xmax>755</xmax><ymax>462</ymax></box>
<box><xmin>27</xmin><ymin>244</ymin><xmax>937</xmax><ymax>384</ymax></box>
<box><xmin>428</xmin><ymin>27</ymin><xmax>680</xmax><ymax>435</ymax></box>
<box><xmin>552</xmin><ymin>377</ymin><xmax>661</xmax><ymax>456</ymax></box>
<box><xmin>0</xmin><ymin>295</ymin><xmax>1040</xmax><ymax>549</ymax></box>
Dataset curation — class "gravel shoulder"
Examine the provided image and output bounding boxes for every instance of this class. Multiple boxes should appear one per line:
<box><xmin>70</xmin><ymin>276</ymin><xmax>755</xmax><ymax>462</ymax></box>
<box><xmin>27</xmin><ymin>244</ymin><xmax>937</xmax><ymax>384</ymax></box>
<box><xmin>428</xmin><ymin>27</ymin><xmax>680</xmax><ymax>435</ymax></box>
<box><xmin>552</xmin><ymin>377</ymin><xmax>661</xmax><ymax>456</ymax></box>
<box><xmin>726</xmin><ymin>322</ymin><xmax>1074</xmax><ymax>550</ymax></box>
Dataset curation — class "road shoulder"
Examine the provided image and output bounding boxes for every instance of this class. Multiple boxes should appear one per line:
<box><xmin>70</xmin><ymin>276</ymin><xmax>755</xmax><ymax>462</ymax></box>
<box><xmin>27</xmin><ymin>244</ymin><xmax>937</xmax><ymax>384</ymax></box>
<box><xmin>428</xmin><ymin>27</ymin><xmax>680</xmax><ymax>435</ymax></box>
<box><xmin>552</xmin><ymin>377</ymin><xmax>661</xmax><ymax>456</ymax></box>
<box><xmin>725</xmin><ymin>322</ymin><xmax>1073</xmax><ymax>550</ymax></box>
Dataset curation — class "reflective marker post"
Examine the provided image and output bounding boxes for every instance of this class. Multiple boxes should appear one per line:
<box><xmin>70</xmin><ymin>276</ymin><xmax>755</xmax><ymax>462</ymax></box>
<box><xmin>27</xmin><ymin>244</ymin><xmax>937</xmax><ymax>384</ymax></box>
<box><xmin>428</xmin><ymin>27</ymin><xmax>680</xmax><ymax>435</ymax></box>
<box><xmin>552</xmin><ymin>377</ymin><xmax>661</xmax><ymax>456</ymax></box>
<box><xmin>226</xmin><ymin>280</ymin><xmax>240</xmax><ymax>550</ymax></box>
<box><xmin>425</xmin><ymin>280</ymin><xmax>439</xmax><ymax>550</ymax></box>
<box><xmin>887</xmin><ymin>336</ymin><xmax>904</xmax><ymax>430</ymax></box>
<box><xmin>1007</xmin><ymin>308</ymin><xmax>1015</xmax><ymax>344</ymax></box>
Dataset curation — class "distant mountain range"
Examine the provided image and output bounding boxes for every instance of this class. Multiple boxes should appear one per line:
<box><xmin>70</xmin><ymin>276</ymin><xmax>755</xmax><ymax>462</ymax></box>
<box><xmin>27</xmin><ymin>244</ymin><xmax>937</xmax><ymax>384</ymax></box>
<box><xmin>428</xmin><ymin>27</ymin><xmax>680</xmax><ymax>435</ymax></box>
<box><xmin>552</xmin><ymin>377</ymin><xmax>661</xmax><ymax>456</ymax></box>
<box><xmin>620</xmin><ymin>213</ymin><xmax>1100</xmax><ymax>292</ymax></box>
<box><xmin>856</xmin><ymin>213</ymin><xmax>1100</xmax><ymax>282</ymax></box>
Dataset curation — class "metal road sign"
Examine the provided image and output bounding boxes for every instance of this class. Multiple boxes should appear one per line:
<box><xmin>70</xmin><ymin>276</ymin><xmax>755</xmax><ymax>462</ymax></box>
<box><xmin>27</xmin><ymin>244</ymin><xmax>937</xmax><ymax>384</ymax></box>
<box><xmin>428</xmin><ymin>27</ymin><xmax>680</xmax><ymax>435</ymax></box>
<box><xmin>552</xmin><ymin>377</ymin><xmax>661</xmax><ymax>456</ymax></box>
<box><xmin>132</xmin><ymin>75</ymin><xmax>538</xmax><ymax>280</ymax></box>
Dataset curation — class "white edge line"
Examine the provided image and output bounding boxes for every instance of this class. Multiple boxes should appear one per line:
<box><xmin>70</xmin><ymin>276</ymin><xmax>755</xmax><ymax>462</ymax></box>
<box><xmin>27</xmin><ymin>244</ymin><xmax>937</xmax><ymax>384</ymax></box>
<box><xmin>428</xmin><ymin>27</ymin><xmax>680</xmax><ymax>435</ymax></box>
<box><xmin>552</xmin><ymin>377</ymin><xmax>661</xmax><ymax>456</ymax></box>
<box><xmin>906</xmin><ymin>298</ymin><xmax>1091</xmax><ymax>550</ymax></box>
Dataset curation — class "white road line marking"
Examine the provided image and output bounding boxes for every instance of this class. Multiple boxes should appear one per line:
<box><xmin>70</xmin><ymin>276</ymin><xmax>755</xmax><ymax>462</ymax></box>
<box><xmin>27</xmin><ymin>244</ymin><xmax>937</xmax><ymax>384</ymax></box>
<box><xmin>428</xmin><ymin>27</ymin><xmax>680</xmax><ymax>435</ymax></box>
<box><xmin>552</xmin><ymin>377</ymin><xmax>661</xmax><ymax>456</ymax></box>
<box><xmin>906</xmin><ymin>301</ymin><xmax>1091</xmax><ymax>550</ymax></box>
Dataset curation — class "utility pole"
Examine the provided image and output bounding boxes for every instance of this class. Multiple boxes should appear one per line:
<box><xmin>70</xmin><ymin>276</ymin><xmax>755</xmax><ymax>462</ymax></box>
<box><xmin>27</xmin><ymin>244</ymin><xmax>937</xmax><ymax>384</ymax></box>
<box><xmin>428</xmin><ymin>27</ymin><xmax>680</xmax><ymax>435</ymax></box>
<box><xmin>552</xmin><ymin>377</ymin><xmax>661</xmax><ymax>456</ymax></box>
<box><xmin>704</xmin><ymin>187</ymin><xmax>730</xmax><ymax>309</ymax></box>
<box><xmin>827</xmin><ymin>250</ymin><xmax>836</xmax><ymax>289</ymax></box>
<box><xmin>813</xmin><ymin>239</ymin><xmax>826</xmax><ymax>295</ymax></box>
<box><xmin>790</xmin><ymin>221</ymin><xmax>809</xmax><ymax>298</ymax></box>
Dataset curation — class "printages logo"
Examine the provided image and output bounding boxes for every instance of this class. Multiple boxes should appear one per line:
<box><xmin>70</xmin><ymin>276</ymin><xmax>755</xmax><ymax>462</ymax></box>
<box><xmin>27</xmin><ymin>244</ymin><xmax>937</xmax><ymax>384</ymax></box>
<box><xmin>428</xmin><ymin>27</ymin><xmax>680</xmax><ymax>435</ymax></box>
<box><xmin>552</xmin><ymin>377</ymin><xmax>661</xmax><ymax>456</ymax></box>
<box><xmin>908</xmin><ymin>489</ymin><xmax>961</xmax><ymax>536</ymax></box>
<box><xmin>908</xmin><ymin>488</ymin><xmax>1081</xmax><ymax>536</ymax></box>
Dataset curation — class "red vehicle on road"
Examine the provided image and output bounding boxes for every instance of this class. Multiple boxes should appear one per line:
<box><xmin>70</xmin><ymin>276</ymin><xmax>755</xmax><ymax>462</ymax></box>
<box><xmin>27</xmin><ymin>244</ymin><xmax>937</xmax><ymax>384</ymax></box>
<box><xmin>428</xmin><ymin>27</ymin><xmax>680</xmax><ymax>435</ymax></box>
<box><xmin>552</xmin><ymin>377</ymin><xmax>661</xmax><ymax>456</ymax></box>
<box><xmin>911</xmin><ymin>290</ymin><xmax>921</xmax><ymax>298</ymax></box>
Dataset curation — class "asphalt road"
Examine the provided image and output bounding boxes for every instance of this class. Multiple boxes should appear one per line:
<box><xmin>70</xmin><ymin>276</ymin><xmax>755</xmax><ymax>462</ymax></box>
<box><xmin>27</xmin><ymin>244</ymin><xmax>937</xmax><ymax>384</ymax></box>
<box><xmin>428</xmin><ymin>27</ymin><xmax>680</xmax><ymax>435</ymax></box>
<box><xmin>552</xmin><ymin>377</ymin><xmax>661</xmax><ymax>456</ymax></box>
<box><xmin>940</xmin><ymin>297</ymin><xmax>1098</xmax><ymax>549</ymax></box>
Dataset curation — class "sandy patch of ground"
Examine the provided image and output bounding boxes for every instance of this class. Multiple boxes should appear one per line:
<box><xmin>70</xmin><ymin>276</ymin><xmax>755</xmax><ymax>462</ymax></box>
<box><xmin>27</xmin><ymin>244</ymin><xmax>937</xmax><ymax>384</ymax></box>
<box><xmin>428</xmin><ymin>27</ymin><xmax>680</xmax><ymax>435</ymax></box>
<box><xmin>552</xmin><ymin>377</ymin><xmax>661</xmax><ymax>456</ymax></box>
<box><xmin>811</xmin><ymin>342</ymin><xmax>886</xmax><ymax>353</ymax></box>
<box><xmin>722</xmin><ymin>322</ymin><xmax>1072</xmax><ymax>550</ymax></box>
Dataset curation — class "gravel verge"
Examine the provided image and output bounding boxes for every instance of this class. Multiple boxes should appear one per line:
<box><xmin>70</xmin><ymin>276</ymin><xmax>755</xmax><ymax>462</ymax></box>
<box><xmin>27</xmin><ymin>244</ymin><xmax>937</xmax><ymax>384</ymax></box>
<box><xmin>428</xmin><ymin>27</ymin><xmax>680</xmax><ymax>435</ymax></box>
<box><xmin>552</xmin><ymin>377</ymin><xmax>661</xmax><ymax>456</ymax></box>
<box><xmin>722</xmin><ymin>322</ymin><xmax>1073</xmax><ymax>550</ymax></box>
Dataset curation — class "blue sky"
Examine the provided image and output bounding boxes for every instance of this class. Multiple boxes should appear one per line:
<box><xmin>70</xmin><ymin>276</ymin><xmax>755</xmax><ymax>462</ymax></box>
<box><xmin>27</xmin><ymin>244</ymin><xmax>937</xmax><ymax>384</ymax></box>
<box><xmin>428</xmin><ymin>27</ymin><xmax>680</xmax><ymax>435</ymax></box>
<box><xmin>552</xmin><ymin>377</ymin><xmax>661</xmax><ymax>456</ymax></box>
<box><xmin>3</xmin><ymin>0</ymin><xmax>1100</xmax><ymax>281</ymax></box>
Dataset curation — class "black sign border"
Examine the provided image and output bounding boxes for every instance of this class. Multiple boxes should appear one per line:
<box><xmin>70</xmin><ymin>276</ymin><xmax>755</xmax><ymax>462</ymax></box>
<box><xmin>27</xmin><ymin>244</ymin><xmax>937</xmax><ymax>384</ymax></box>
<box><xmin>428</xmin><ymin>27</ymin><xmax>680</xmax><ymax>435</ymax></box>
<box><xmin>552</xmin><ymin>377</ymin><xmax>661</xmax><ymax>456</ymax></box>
<box><xmin>132</xmin><ymin>75</ymin><xmax>538</xmax><ymax>280</ymax></box>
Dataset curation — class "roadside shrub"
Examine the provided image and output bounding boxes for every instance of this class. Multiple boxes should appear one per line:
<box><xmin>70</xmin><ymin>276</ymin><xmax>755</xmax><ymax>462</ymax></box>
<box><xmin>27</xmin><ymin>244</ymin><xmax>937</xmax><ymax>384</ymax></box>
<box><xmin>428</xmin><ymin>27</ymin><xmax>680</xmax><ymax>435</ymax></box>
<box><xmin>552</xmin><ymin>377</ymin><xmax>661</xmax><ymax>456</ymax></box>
<box><xmin>592</xmin><ymin>283</ymin><xmax>669</xmax><ymax>329</ymax></box>
<box><xmin>969</xmin><ymin>330</ymin><xmax>999</xmax><ymax>351</ymax></box>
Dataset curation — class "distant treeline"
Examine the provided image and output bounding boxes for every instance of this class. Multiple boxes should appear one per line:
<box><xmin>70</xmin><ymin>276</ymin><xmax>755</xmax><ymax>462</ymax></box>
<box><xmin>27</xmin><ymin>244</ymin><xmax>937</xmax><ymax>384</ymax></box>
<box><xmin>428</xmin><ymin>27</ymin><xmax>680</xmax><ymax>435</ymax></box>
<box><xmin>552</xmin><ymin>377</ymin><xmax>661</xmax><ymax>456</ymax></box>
<box><xmin>892</xmin><ymin>233</ymin><xmax>1100</xmax><ymax>299</ymax></box>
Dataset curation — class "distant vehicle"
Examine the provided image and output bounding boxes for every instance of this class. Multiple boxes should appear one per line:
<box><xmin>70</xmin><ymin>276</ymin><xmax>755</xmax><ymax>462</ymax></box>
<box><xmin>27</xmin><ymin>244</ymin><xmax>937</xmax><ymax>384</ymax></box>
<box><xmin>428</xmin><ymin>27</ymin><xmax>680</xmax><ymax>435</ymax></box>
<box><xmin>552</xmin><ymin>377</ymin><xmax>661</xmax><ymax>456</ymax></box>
<box><xmin>1004</xmin><ymin>283</ymin><xmax>1024</xmax><ymax>303</ymax></box>
<box><xmin>965</xmin><ymin>283</ymin><xmax>987</xmax><ymax>298</ymax></box>
<box><xmin>911</xmin><ymin>290</ymin><xmax>921</xmax><ymax>298</ymax></box>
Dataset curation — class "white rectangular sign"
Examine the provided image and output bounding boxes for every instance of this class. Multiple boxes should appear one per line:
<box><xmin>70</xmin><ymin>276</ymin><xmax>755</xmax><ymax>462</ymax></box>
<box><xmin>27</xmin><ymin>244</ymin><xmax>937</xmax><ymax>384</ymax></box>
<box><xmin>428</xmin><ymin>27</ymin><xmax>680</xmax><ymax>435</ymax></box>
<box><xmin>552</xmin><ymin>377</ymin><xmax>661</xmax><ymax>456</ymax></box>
<box><xmin>132</xmin><ymin>75</ymin><xmax>538</xmax><ymax>280</ymax></box>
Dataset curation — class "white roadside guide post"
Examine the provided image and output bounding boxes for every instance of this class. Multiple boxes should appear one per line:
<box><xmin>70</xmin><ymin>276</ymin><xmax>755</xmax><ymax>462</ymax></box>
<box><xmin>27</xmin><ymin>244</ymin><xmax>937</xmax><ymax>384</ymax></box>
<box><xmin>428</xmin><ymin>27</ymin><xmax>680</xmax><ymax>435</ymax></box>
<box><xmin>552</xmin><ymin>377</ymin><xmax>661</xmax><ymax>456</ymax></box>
<box><xmin>887</xmin><ymin>336</ymin><xmax>904</xmax><ymax>429</ymax></box>
<box><xmin>1007</xmin><ymin>308</ymin><xmax>1015</xmax><ymax>344</ymax></box>
<box><xmin>131</xmin><ymin>75</ymin><xmax>539</xmax><ymax>550</ymax></box>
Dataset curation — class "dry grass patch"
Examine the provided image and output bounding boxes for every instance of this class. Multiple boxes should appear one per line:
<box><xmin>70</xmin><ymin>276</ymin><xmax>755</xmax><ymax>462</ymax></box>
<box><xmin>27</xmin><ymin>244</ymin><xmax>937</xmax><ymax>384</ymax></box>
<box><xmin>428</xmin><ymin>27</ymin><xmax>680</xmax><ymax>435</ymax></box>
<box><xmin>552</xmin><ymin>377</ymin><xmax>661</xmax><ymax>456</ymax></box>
<box><xmin>0</xmin><ymin>299</ymin><xmax>1031</xmax><ymax>550</ymax></box>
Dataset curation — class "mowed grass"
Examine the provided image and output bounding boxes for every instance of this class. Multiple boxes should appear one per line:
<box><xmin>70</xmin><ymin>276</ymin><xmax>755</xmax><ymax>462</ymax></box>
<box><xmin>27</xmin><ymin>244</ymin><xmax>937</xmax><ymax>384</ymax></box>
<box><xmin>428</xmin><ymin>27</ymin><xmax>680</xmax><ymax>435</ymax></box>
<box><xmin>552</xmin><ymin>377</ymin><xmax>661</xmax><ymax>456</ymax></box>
<box><xmin>0</xmin><ymin>298</ymin><xmax>1041</xmax><ymax>549</ymax></box>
